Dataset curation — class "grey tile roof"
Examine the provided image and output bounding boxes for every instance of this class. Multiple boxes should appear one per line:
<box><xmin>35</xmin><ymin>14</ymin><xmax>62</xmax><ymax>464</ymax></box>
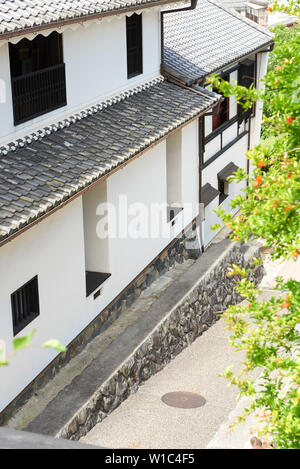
<box><xmin>0</xmin><ymin>78</ymin><xmax>219</xmax><ymax>243</ymax></box>
<box><xmin>217</xmin><ymin>0</ymin><xmax>268</xmax><ymax>10</ymax></box>
<box><xmin>215</xmin><ymin>0</ymin><xmax>248</xmax><ymax>10</ymax></box>
<box><xmin>217</xmin><ymin>161</ymin><xmax>239</xmax><ymax>181</ymax></box>
<box><xmin>164</xmin><ymin>0</ymin><xmax>273</xmax><ymax>84</ymax></box>
<box><xmin>0</xmin><ymin>0</ymin><xmax>171</xmax><ymax>36</ymax></box>
<box><xmin>202</xmin><ymin>182</ymin><xmax>219</xmax><ymax>206</ymax></box>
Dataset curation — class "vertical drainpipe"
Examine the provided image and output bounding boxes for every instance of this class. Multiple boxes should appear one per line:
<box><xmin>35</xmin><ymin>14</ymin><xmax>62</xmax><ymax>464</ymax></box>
<box><xmin>198</xmin><ymin>117</ymin><xmax>205</xmax><ymax>252</ymax></box>
<box><xmin>246</xmin><ymin>52</ymin><xmax>258</xmax><ymax>186</ymax></box>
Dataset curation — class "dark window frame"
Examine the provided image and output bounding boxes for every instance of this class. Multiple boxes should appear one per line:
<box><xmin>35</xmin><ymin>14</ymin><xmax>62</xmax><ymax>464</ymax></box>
<box><xmin>11</xmin><ymin>276</ymin><xmax>40</xmax><ymax>336</ymax></box>
<box><xmin>202</xmin><ymin>115</ymin><xmax>248</xmax><ymax>169</ymax></box>
<box><xmin>9</xmin><ymin>32</ymin><xmax>67</xmax><ymax>125</ymax></box>
<box><xmin>238</xmin><ymin>58</ymin><xmax>256</xmax><ymax>123</ymax></box>
<box><xmin>126</xmin><ymin>13</ymin><xmax>143</xmax><ymax>79</ymax></box>
<box><xmin>202</xmin><ymin>58</ymin><xmax>257</xmax><ymax>167</ymax></box>
<box><xmin>212</xmin><ymin>74</ymin><xmax>230</xmax><ymax>132</ymax></box>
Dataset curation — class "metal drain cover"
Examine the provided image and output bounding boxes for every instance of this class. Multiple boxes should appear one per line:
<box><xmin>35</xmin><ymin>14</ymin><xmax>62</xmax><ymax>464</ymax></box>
<box><xmin>161</xmin><ymin>392</ymin><xmax>206</xmax><ymax>409</ymax></box>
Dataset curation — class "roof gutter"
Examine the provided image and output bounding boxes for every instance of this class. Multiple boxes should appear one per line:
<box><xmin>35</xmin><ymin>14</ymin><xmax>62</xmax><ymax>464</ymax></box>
<box><xmin>0</xmin><ymin>0</ymin><xmax>185</xmax><ymax>42</ymax></box>
<box><xmin>161</xmin><ymin>0</ymin><xmax>198</xmax><ymax>75</ymax></box>
<box><xmin>196</xmin><ymin>40</ymin><xmax>274</xmax><ymax>86</ymax></box>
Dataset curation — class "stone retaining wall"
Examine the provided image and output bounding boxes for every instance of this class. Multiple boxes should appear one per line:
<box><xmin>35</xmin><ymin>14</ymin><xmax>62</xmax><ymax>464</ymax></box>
<box><xmin>57</xmin><ymin>241</ymin><xmax>264</xmax><ymax>441</ymax></box>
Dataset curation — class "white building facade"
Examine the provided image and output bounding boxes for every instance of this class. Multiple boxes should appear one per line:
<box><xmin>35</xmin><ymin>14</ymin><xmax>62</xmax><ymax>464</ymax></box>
<box><xmin>0</xmin><ymin>0</ymin><xmax>272</xmax><ymax>415</ymax></box>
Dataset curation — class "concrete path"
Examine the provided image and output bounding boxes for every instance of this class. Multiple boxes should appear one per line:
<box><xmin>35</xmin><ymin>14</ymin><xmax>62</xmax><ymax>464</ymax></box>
<box><xmin>81</xmin><ymin>255</ymin><xmax>299</xmax><ymax>449</ymax></box>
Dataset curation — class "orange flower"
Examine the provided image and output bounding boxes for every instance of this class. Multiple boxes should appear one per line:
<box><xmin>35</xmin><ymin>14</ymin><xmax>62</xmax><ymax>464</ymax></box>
<box><xmin>267</xmin><ymin>6</ymin><xmax>273</xmax><ymax>11</ymax></box>
<box><xmin>286</xmin><ymin>116</ymin><xmax>295</xmax><ymax>124</ymax></box>
<box><xmin>253</xmin><ymin>175</ymin><xmax>263</xmax><ymax>188</ymax></box>
<box><xmin>257</xmin><ymin>160</ymin><xmax>265</xmax><ymax>168</ymax></box>
<box><xmin>292</xmin><ymin>250</ymin><xmax>299</xmax><ymax>258</ymax></box>
<box><xmin>288</xmin><ymin>173</ymin><xmax>292</xmax><ymax>178</ymax></box>
<box><xmin>281</xmin><ymin>301</ymin><xmax>291</xmax><ymax>309</ymax></box>
<box><xmin>272</xmin><ymin>201</ymin><xmax>277</xmax><ymax>207</ymax></box>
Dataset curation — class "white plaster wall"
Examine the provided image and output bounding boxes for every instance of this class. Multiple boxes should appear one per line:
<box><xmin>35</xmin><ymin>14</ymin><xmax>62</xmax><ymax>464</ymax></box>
<box><xmin>84</xmin><ymin>125</ymin><xmax>200</xmax><ymax>317</ymax></box>
<box><xmin>249</xmin><ymin>52</ymin><xmax>269</xmax><ymax>151</ymax></box>
<box><xmin>0</xmin><ymin>198</ymin><xmax>87</xmax><ymax>412</ymax></box>
<box><xmin>202</xmin><ymin>134</ymin><xmax>248</xmax><ymax>246</ymax></box>
<box><xmin>83</xmin><ymin>180</ymin><xmax>110</xmax><ymax>273</ymax></box>
<box><xmin>203</xmin><ymin>196</ymin><xmax>219</xmax><ymax>246</ymax></box>
<box><xmin>181</xmin><ymin>120</ymin><xmax>199</xmax><ymax>209</ymax></box>
<box><xmin>204</xmin><ymin>135</ymin><xmax>221</xmax><ymax>163</ymax></box>
<box><xmin>105</xmin><ymin>142</ymin><xmax>168</xmax><ymax>300</ymax></box>
<box><xmin>205</xmin><ymin>114</ymin><xmax>212</xmax><ymax>137</ymax></box>
<box><xmin>64</xmin><ymin>10</ymin><xmax>161</xmax><ymax>110</ymax></box>
<box><xmin>222</xmin><ymin>122</ymin><xmax>238</xmax><ymax>147</ymax></box>
<box><xmin>0</xmin><ymin>121</ymin><xmax>201</xmax><ymax>411</ymax></box>
<box><xmin>0</xmin><ymin>9</ymin><xmax>161</xmax><ymax>143</ymax></box>
<box><xmin>202</xmin><ymin>134</ymin><xmax>248</xmax><ymax>189</ymax></box>
<box><xmin>0</xmin><ymin>43</ymin><xmax>14</xmax><ymax>137</ymax></box>
<box><xmin>229</xmin><ymin>70</ymin><xmax>238</xmax><ymax>119</ymax></box>
<box><xmin>166</xmin><ymin>130</ymin><xmax>182</xmax><ymax>206</ymax></box>
<box><xmin>103</xmin><ymin>136</ymin><xmax>199</xmax><ymax>311</ymax></box>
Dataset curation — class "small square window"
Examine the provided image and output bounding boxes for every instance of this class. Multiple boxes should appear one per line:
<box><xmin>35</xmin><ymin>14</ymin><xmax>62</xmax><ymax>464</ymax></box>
<box><xmin>218</xmin><ymin>179</ymin><xmax>229</xmax><ymax>205</ymax></box>
<box><xmin>11</xmin><ymin>276</ymin><xmax>40</xmax><ymax>336</ymax></box>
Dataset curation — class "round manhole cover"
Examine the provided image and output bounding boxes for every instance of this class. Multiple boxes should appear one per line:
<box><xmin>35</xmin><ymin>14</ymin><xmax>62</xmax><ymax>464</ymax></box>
<box><xmin>161</xmin><ymin>392</ymin><xmax>206</xmax><ymax>409</ymax></box>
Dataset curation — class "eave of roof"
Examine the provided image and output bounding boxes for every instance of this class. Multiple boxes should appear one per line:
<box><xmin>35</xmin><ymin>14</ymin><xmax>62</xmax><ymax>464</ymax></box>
<box><xmin>0</xmin><ymin>0</ymin><xmax>183</xmax><ymax>40</ymax></box>
<box><xmin>0</xmin><ymin>77</ymin><xmax>220</xmax><ymax>246</ymax></box>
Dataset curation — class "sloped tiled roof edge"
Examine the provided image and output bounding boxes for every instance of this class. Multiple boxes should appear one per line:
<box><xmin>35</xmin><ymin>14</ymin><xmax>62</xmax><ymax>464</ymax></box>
<box><xmin>0</xmin><ymin>0</ymin><xmax>183</xmax><ymax>38</ymax></box>
<box><xmin>0</xmin><ymin>76</ymin><xmax>165</xmax><ymax>157</ymax></box>
<box><xmin>0</xmin><ymin>78</ymin><xmax>220</xmax><ymax>244</ymax></box>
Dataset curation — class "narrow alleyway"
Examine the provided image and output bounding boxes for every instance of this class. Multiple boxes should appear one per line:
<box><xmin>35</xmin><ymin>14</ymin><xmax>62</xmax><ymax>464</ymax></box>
<box><xmin>81</xmin><ymin>255</ymin><xmax>299</xmax><ymax>449</ymax></box>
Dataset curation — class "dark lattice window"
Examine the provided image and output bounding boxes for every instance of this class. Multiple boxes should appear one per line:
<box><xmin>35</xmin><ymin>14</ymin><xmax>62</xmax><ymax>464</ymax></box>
<box><xmin>126</xmin><ymin>14</ymin><xmax>143</xmax><ymax>79</ymax></box>
<box><xmin>9</xmin><ymin>32</ymin><xmax>66</xmax><ymax>125</ymax></box>
<box><xmin>11</xmin><ymin>276</ymin><xmax>40</xmax><ymax>336</ymax></box>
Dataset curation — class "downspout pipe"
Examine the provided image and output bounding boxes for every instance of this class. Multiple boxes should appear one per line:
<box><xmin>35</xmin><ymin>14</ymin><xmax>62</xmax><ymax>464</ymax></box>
<box><xmin>161</xmin><ymin>0</ymin><xmax>198</xmax><ymax>74</ymax></box>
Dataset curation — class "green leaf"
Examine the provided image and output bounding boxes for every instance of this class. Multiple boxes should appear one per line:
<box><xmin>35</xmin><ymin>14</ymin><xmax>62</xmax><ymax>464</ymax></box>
<box><xmin>0</xmin><ymin>359</ymin><xmax>9</xmax><ymax>367</ymax></box>
<box><xmin>13</xmin><ymin>329</ymin><xmax>36</xmax><ymax>352</ymax></box>
<box><xmin>0</xmin><ymin>343</ymin><xmax>8</xmax><ymax>366</ymax></box>
<box><xmin>42</xmin><ymin>339</ymin><xmax>66</xmax><ymax>353</ymax></box>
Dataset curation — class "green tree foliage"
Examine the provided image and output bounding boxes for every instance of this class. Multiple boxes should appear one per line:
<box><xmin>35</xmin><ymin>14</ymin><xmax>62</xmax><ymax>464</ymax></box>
<box><xmin>0</xmin><ymin>329</ymin><xmax>66</xmax><ymax>367</ymax></box>
<box><xmin>207</xmin><ymin>2</ymin><xmax>300</xmax><ymax>449</ymax></box>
